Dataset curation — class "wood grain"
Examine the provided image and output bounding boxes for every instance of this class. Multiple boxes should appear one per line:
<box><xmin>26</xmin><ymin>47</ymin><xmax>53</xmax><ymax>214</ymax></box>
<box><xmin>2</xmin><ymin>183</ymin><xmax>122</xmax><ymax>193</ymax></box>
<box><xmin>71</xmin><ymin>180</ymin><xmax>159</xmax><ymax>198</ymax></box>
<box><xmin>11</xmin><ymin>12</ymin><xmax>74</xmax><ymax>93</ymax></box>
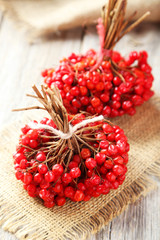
<box><xmin>0</xmin><ymin>12</ymin><xmax>160</xmax><ymax>240</ymax></box>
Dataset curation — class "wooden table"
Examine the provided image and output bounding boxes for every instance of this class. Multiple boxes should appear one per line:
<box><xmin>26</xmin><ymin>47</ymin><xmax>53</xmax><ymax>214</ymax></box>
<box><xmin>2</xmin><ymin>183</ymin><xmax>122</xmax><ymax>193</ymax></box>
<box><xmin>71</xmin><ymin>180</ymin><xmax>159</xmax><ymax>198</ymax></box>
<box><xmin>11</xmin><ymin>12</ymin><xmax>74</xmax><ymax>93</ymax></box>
<box><xmin>0</xmin><ymin>12</ymin><xmax>160</xmax><ymax>240</ymax></box>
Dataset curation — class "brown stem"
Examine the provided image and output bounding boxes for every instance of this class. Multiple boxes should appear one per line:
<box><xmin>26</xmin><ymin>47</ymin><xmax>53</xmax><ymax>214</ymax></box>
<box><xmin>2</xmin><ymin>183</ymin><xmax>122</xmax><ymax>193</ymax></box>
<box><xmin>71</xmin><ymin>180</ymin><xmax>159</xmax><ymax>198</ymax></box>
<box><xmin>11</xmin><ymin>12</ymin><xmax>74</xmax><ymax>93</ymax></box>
<box><xmin>102</xmin><ymin>0</ymin><xmax>150</xmax><ymax>50</ymax></box>
<box><xmin>13</xmin><ymin>85</ymin><xmax>117</xmax><ymax>177</ymax></box>
<box><xmin>110</xmin><ymin>64</ymin><xmax>125</xmax><ymax>82</ymax></box>
<box><xmin>12</xmin><ymin>106</ymin><xmax>46</xmax><ymax>111</ymax></box>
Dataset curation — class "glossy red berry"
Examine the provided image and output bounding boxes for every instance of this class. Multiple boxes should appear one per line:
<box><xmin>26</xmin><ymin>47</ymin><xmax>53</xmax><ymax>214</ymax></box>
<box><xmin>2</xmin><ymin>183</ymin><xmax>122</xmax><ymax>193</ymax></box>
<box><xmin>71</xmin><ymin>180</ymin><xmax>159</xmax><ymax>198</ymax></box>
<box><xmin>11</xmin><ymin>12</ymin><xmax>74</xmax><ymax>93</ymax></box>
<box><xmin>74</xmin><ymin>190</ymin><xmax>85</xmax><ymax>202</ymax></box>
<box><xmin>102</xmin><ymin>123</ymin><xmax>113</xmax><ymax>133</ymax></box>
<box><xmin>90</xmin><ymin>175</ymin><xmax>101</xmax><ymax>185</ymax></box>
<box><xmin>34</xmin><ymin>173</ymin><xmax>43</xmax><ymax>183</ymax></box>
<box><xmin>39</xmin><ymin>189</ymin><xmax>50</xmax><ymax>201</ymax></box>
<box><xmin>19</xmin><ymin>159</ymin><xmax>29</xmax><ymax>169</ymax></box>
<box><xmin>27</xmin><ymin>184</ymin><xmax>36</xmax><ymax>197</ymax></box>
<box><xmin>38</xmin><ymin>164</ymin><xmax>48</xmax><ymax>174</ymax></box>
<box><xmin>52</xmin><ymin>164</ymin><xmax>64</xmax><ymax>176</ymax></box>
<box><xmin>62</xmin><ymin>173</ymin><xmax>72</xmax><ymax>184</ymax></box>
<box><xmin>112</xmin><ymin>164</ymin><xmax>125</xmax><ymax>176</ymax></box>
<box><xmin>15</xmin><ymin>169</ymin><xmax>24</xmax><ymax>180</ymax></box>
<box><xmin>23</xmin><ymin>172</ymin><xmax>33</xmax><ymax>185</ymax></box>
<box><xmin>104</xmin><ymin>160</ymin><xmax>113</xmax><ymax>169</ymax></box>
<box><xmin>85</xmin><ymin>158</ymin><xmax>96</xmax><ymax>169</ymax></box>
<box><xmin>81</xmin><ymin>148</ymin><xmax>91</xmax><ymax>159</ymax></box>
<box><xmin>53</xmin><ymin>183</ymin><xmax>63</xmax><ymax>193</ymax></box>
<box><xmin>70</xmin><ymin>167</ymin><xmax>81</xmax><ymax>178</ymax></box>
<box><xmin>36</xmin><ymin>151</ymin><xmax>46</xmax><ymax>162</ymax></box>
<box><xmin>106</xmin><ymin>172</ymin><xmax>116</xmax><ymax>182</ymax></box>
<box><xmin>56</xmin><ymin>196</ymin><xmax>66</xmax><ymax>206</ymax></box>
<box><xmin>45</xmin><ymin>171</ymin><xmax>55</xmax><ymax>182</ymax></box>
<box><xmin>95</xmin><ymin>153</ymin><xmax>106</xmax><ymax>165</ymax></box>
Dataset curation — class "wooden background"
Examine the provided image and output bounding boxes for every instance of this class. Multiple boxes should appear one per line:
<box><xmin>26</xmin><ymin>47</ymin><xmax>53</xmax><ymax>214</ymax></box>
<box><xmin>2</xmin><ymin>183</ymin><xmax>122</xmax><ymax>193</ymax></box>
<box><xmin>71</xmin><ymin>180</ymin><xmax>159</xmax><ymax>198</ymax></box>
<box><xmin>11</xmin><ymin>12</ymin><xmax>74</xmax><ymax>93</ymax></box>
<box><xmin>0</xmin><ymin>10</ymin><xmax>160</xmax><ymax>240</ymax></box>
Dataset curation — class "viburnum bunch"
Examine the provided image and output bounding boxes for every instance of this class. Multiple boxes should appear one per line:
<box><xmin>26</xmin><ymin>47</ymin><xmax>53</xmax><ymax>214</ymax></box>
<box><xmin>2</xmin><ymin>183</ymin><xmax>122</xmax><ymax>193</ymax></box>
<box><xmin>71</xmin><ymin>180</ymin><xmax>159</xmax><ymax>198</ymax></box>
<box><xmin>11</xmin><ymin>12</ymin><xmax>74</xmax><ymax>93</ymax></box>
<box><xmin>13</xmin><ymin>86</ymin><xmax>129</xmax><ymax>208</ymax></box>
<box><xmin>42</xmin><ymin>0</ymin><xmax>154</xmax><ymax>117</ymax></box>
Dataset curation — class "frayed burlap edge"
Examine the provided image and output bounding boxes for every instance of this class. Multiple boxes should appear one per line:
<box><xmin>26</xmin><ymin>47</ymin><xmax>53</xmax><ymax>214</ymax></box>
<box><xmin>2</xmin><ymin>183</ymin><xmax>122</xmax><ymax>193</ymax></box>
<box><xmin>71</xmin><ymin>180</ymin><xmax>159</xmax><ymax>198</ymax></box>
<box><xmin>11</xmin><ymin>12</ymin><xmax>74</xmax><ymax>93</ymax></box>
<box><xmin>0</xmin><ymin>0</ymin><xmax>160</xmax><ymax>41</ymax></box>
<box><xmin>0</xmin><ymin>165</ymin><xmax>159</xmax><ymax>240</ymax></box>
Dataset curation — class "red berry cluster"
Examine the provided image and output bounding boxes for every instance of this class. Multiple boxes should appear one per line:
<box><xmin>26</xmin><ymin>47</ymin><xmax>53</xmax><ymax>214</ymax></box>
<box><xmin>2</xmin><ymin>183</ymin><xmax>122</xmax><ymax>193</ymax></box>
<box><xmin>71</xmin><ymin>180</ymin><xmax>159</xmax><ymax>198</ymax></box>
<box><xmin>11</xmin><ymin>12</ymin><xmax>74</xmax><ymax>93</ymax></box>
<box><xmin>42</xmin><ymin>49</ymin><xmax>154</xmax><ymax>117</ymax></box>
<box><xmin>13</xmin><ymin>115</ymin><xmax>129</xmax><ymax>208</ymax></box>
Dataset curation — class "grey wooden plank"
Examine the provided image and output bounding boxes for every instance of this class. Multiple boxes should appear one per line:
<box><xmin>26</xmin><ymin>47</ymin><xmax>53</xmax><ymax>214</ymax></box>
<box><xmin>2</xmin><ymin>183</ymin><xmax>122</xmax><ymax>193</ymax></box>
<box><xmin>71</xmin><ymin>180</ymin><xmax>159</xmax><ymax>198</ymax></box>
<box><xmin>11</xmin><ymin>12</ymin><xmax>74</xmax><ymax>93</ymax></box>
<box><xmin>0</xmin><ymin>15</ymin><xmax>82</xmax><ymax>128</ymax></box>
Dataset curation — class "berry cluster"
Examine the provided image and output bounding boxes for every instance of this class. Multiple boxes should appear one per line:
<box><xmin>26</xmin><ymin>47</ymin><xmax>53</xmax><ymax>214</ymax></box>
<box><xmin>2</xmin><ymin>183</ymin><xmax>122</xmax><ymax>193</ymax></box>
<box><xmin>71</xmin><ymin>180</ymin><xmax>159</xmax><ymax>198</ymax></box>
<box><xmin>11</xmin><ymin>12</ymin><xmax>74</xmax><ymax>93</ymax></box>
<box><xmin>42</xmin><ymin>49</ymin><xmax>154</xmax><ymax>117</ymax></box>
<box><xmin>13</xmin><ymin>115</ymin><xmax>129</xmax><ymax>208</ymax></box>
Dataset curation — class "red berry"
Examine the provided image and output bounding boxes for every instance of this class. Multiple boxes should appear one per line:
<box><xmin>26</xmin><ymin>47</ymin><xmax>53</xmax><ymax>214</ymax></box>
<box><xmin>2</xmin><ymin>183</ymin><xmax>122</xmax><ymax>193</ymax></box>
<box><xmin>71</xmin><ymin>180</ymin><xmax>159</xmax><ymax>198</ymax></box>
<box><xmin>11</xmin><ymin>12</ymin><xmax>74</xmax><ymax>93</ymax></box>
<box><xmin>104</xmin><ymin>160</ymin><xmax>113</xmax><ymax>169</ymax></box>
<box><xmin>102</xmin><ymin>123</ymin><xmax>113</xmax><ymax>133</ymax></box>
<box><xmin>19</xmin><ymin>159</ymin><xmax>29</xmax><ymax>169</ymax></box>
<box><xmin>34</xmin><ymin>173</ymin><xmax>43</xmax><ymax>183</ymax></box>
<box><xmin>108</xmin><ymin>144</ymin><xmax>118</xmax><ymax>156</ymax></box>
<box><xmin>85</xmin><ymin>158</ymin><xmax>96</xmax><ymax>169</ymax></box>
<box><xmin>122</xmin><ymin>101</ymin><xmax>133</xmax><ymax>110</ymax></box>
<box><xmin>13</xmin><ymin>153</ymin><xmax>26</xmax><ymax>164</ymax></box>
<box><xmin>81</xmin><ymin>148</ymin><xmax>91</xmax><ymax>159</ymax></box>
<box><xmin>62</xmin><ymin>173</ymin><xmax>72</xmax><ymax>184</ymax></box>
<box><xmin>23</xmin><ymin>172</ymin><xmax>32</xmax><ymax>185</ymax></box>
<box><xmin>112</xmin><ymin>164</ymin><xmax>125</xmax><ymax>176</ymax></box>
<box><xmin>39</xmin><ymin>189</ymin><xmax>50</xmax><ymax>201</ymax></box>
<box><xmin>21</xmin><ymin>125</ymin><xmax>30</xmax><ymax>134</ymax></box>
<box><xmin>99</xmin><ymin>140</ymin><xmax>109</xmax><ymax>149</ymax></box>
<box><xmin>70</xmin><ymin>167</ymin><xmax>81</xmax><ymax>178</ymax></box>
<box><xmin>40</xmin><ymin>179</ymin><xmax>50</xmax><ymax>189</ymax></box>
<box><xmin>106</xmin><ymin>172</ymin><xmax>116</xmax><ymax>182</ymax></box>
<box><xmin>95</xmin><ymin>153</ymin><xmax>106</xmax><ymax>165</ymax></box>
<box><xmin>38</xmin><ymin>163</ymin><xmax>48</xmax><ymax>174</ymax></box>
<box><xmin>45</xmin><ymin>171</ymin><xmax>55</xmax><ymax>182</ymax></box>
<box><xmin>91</xmin><ymin>97</ymin><xmax>101</xmax><ymax>108</ymax></box>
<box><xmin>21</xmin><ymin>135</ymin><xmax>30</xmax><ymax>145</ymax></box>
<box><xmin>27</xmin><ymin>184</ymin><xmax>36</xmax><ymax>197</ymax></box>
<box><xmin>74</xmin><ymin>190</ymin><xmax>85</xmax><ymax>201</ymax></box>
<box><xmin>53</xmin><ymin>183</ymin><xmax>63</xmax><ymax>193</ymax></box>
<box><xmin>68</xmin><ymin>161</ymin><xmax>78</xmax><ymax>169</ymax></box>
<box><xmin>29</xmin><ymin>139</ymin><xmax>38</xmax><ymax>148</ymax></box>
<box><xmin>27</xmin><ymin>129</ymin><xmax>38</xmax><ymax>140</ymax></box>
<box><xmin>70</xmin><ymin>86</ymin><xmax>80</xmax><ymax>96</ymax></box>
<box><xmin>111</xmin><ymin>181</ymin><xmax>119</xmax><ymax>189</ymax></box>
<box><xmin>62</xmin><ymin>74</ymin><xmax>74</xmax><ymax>85</ymax></box>
<box><xmin>77</xmin><ymin>183</ymin><xmax>86</xmax><ymax>191</ymax></box>
<box><xmin>72</xmin><ymin>155</ymin><xmax>81</xmax><ymax>164</ymax></box>
<box><xmin>90</xmin><ymin>175</ymin><xmax>101</xmax><ymax>185</ymax></box>
<box><xmin>56</xmin><ymin>196</ymin><xmax>66</xmax><ymax>206</ymax></box>
<box><xmin>36</xmin><ymin>151</ymin><xmax>46</xmax><ymax>162</ymax></box>
<box><xmin>44</xmin><ymin>200</ymin><xmax>55</xmax><ymax>208</ymax></box>
<box><xmin>64</xmin><ymin>186</ymin><xmax>75</xmax><ymax>198</ymax></box>
<box><xmin>15</xmin><ymin>169</ymin><xmax>24</xmax><ymax>180</ymax></box>
<box><xmin>52</xmin><ymin>164</ymin><xmax>64</xmax><ymax>176</ymax></box>
<box><xmin>113</xmin><ymin>156</ymin><xmax>124</xmax><ymax>165</ymax></box>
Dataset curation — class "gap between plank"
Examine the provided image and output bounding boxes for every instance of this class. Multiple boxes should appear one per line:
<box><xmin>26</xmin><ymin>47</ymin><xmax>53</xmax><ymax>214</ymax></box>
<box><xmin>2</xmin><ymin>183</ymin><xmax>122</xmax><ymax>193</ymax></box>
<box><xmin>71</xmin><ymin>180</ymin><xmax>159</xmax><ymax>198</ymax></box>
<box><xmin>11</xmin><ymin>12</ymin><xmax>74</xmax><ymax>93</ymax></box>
<box><xmin>109</xmin><ymin>222</ymin><xmax>112</xmax><ymax>240</ymax></box>
<box><xmin>79</xmin><ymin>26</ymin><xmax>87</xmax><ymax>53</ymax></box>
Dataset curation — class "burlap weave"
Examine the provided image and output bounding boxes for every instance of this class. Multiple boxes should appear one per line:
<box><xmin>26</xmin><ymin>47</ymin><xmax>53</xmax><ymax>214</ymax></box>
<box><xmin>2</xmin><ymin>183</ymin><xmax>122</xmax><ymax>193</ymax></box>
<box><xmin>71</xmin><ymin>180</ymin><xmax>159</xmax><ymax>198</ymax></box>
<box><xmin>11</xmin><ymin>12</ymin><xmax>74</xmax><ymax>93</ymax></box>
<box><xmin>0</xmin><ymin>0</ymin><xmax>160</xmax><ymax>39</ymax></box>
<box><xmin>0</xmin><ymin>95</ymin><xmax>160</xmax><ymax>240</ymax></box>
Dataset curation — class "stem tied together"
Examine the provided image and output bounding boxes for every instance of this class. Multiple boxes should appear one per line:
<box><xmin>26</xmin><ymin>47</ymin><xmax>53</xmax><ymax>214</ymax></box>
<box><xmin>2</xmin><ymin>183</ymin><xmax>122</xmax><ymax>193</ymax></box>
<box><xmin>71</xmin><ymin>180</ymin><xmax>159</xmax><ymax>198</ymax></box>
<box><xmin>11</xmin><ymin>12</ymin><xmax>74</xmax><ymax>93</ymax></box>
<box><xmin>13</xmin><ymin>85</ymin><xmax>112</xmax><ymax>173</ymax></box>
<box><xmin>91</xmin><ymin>0</ymin><xmax>150</xmax><ymax>74</ymax></box>
<box><xmin>102</xmin><ymin>0</ymin><xmax>150</xmax><ymax>50</ymax></box>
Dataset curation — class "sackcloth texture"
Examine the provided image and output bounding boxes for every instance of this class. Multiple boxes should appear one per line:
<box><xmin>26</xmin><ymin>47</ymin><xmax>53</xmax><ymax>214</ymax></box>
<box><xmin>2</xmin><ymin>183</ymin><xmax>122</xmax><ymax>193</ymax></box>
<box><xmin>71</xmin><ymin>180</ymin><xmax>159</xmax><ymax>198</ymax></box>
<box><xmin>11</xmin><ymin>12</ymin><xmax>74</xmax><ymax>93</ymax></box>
<box><xmin>0</xmin><ymin>0</ymin><xmax>159</xmax><ymax>39</ymax></box>
<box><xmin>0</xmin><ymin>94</ymin><xmax>160</xmax><ymax>240</ymax></box>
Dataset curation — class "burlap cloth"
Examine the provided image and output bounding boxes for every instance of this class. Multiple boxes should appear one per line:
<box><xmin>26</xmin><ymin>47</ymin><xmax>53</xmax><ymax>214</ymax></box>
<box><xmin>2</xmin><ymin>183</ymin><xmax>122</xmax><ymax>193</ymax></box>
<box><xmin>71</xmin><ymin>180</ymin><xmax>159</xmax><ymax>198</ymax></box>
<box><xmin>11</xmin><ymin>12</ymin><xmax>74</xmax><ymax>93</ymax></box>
<box><xmin>0</xmin><ymin>94</ymin><xmax>160</xmax><ymax>240</ymax></box>
<box><xmin>0</xmin><ymin>0</ymin><xmax>160</xmax><ymax>39</ymax></box>
<box><xmin>0</xmin><ymin>95</ymin><xmax>160</xmax><ymax>240</ymax></box>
